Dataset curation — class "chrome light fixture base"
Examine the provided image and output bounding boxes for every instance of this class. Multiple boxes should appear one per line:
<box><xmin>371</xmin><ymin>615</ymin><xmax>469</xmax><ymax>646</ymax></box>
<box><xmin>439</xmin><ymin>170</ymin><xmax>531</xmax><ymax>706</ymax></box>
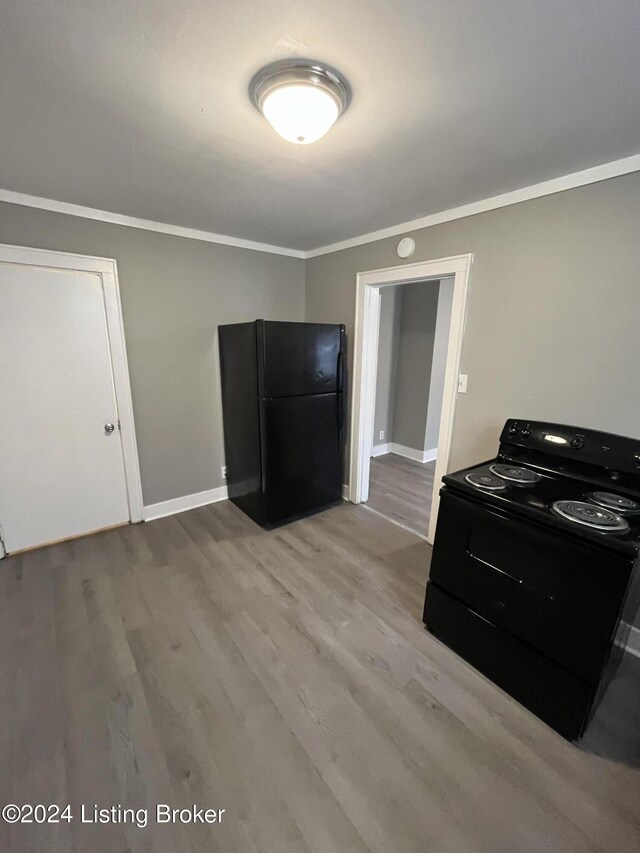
<box><xmin>250</xmin><ymin>59</ymin><xmax>350</xmax><ymax>143</ymax></box>
<box><xmin>250</xmin><ymin>58</ymin><xmax>350</xmax><ymax>115</ymax></box>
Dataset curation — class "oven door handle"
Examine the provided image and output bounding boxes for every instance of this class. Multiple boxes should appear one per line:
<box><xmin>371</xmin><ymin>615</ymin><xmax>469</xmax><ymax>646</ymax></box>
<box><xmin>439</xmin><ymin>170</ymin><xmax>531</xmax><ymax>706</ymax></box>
<box><xmin>467</xmin><ymin>552</ymin><xmax>556</xmax><ymax>602</ymax></box>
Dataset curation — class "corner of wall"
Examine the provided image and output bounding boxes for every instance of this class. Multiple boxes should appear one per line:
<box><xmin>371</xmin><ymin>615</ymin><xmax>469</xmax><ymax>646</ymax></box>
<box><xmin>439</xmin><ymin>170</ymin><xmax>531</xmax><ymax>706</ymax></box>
<box><xmin>302</xmin><ymin>254</ymin><xmax>309</xmax><ymax>320</ymax></box>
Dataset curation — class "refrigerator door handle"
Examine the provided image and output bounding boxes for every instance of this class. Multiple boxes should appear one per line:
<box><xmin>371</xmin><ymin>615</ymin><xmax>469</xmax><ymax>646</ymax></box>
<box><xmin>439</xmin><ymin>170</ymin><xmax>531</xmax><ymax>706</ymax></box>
<box><xmin>336</xmin><ymin>350</ymin><xmax>345</xmax><ymax>431</ymax></box>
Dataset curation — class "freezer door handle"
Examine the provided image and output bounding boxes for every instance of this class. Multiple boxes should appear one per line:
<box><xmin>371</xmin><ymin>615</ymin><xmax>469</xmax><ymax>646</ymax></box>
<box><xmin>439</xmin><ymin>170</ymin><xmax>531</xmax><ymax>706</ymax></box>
<box><xmin>336</xmin><ymin>351</ymin><xmax>345</xmax><ymax>433</ymax></box>
<box><xmin>337</xmin><ymin>349</ymin><xmax>344</xmax><ymax>393</ymax></box>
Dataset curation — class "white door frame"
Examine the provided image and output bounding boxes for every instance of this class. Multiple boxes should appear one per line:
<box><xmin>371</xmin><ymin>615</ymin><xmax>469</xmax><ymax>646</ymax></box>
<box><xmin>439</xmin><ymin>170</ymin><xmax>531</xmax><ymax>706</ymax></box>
<box><xmin>0</xmin><ymin>243</ymin><xmax>144</xmax><ymax>535</ymax></box>
<box><xmin>349</xmin><ymin>253</ymin><xmax>472</xmax><ymax>543</ymax></box>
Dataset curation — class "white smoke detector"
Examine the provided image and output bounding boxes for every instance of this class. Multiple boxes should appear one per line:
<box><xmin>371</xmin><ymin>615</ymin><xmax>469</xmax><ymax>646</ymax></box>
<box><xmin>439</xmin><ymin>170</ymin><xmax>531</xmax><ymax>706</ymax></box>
<box><xmin>397</xmin><ymin>237</ymin><xmax>415</xmax><ymax>258</ymax></box>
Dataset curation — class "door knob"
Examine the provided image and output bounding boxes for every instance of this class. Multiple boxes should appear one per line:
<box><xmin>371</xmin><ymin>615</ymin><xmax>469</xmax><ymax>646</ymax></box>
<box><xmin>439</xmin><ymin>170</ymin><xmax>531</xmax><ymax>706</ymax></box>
<box><xmin>104</xmin><ymin>422</ymin><xmax>116</xmax><ymax>435</ymax></box>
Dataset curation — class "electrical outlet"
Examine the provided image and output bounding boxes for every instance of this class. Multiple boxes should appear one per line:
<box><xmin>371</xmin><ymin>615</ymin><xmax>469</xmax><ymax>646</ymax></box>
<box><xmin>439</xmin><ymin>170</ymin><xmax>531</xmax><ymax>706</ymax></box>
<box><xmin>221</xmin><ymin>465</ymin><xmax>227</xmax><ymax>479</ymax></box>
<box><xmin>379</xmin><ymin>430</ymin><xmax>385</xmax><ymax>441</ymax></box>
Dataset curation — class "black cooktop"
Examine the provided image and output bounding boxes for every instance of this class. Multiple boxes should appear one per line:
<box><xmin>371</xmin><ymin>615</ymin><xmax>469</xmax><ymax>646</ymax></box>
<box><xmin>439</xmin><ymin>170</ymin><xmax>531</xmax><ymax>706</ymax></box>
<box><xmin>444</xmin><ymin>461</ymin><xmax>640</xmax><ymax>556</ymax></box>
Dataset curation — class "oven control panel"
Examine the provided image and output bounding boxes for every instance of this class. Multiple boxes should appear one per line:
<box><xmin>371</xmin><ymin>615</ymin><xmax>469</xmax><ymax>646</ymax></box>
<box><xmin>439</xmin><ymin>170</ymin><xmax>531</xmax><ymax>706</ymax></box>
<box><xmin>500</xmin><ymin>419</ymin><xmax>640</xmax><ymax>475</ymax></box>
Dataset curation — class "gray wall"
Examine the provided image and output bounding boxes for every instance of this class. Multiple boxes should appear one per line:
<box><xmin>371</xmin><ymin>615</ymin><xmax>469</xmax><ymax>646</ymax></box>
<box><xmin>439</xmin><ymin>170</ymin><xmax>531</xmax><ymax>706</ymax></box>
<box><xmin>373</xmin><ymin>288</ymin><xmax>400</xmax><ymax>448</ymax></box>
<box><xmin>373</xmin><ymin>281</ymin><xmax>442</xmax><ymax>454</ymax></box>
<box><xmin>0</xmin><ymin>202</ymin><xmax>305</xmax><ymax>506</ymax></box>
<box><xmin>305</xmin><ymin>172</ymin><xmax>640</xmax><ymax>477</ymax></box>
<box><xmin>392</xmin><ymin>282</ymin><xmax>440</xmax><ymax>451</ymax></box>
<box><xmin>424</xmin><ymin>278</ymin><xmax>455</xmax><ymax>450</ymax></box>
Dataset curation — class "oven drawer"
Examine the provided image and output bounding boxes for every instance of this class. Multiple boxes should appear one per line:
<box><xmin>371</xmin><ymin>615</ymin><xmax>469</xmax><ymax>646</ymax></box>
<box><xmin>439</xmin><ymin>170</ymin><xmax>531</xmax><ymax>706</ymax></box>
<box><xmin>424</xmin><ymin>583</ymin><xmax>594</xmax><ymax>740</ymax></box>
<box><xmin>427</xmin><ymin>490</ymin><xmax>633</xmax><ymax>683</ymax></box>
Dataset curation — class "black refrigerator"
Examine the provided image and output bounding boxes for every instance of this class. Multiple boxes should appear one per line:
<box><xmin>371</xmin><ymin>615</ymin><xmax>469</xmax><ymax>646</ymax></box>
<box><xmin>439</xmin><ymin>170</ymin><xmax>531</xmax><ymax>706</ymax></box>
<box><xmin>218</xmin><ymin>320</ymin><xmax>346</xmax><ymax>527</ymax></box>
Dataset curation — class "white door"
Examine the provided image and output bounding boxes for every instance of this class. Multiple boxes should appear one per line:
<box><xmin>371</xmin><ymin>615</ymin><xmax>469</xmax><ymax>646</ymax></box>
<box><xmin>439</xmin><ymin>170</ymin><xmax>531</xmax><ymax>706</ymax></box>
<box><xmin>0</xmin><ymin>261</ymin><xmax>131</xmax><ymax>553</ymax></box>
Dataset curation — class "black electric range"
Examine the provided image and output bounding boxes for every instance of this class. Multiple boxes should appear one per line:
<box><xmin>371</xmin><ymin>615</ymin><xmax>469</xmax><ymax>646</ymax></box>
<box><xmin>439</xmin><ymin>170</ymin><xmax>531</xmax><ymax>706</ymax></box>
<box><xmin>423</xmin><ymin>419</ymin><xmax>640</xmax><ymax>741</ymax></box>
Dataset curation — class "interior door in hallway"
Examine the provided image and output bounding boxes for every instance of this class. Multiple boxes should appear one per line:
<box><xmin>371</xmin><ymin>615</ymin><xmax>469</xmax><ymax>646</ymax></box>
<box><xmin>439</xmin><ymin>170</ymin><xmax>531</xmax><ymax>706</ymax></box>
<box><xmin>0</xmin><ymin>260</ymin><xmax>131</xmax><ymax>553</ymax></box>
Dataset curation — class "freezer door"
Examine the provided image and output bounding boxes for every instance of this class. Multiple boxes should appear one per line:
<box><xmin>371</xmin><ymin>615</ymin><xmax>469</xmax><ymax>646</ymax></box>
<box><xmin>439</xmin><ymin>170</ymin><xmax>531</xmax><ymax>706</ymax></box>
<box><xmin>261</xmin><ymin>394</ymin><xmax>343</xmax><ymax>525</ymax></box>
<box><xmin>259</xmin><ymin>321</ymin><xmax>343</xmax><ymax>398</ymax></box>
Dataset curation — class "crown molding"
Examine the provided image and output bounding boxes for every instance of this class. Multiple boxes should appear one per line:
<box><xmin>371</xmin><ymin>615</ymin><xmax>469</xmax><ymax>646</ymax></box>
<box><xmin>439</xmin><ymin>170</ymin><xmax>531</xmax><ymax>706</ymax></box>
<box><xmin>304</xmin><ymin>153</ymin><xmax>640</xmax><ymax>258</ymax></box>
<box><xmin>2</xmin><ymin>152</ymin><xmax>639</xmax><ymax>261</ymax></box>
<box><xmin>0</xmin><ymin>189</ymin><xmax>305</xmax><ymax>259</ymax></box>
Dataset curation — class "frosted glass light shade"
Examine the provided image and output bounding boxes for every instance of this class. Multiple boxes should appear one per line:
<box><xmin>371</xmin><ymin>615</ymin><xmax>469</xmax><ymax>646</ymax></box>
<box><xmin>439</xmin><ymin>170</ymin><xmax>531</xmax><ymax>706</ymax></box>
<box><xmin>250</xmin><ymin>59</ymin><xmax>349</xmax><ymax>145</ymax></box>
<box><xmin>262</xmin><ymin>85</ymin><xmax>340</xmax><ymax>145</ymax></box>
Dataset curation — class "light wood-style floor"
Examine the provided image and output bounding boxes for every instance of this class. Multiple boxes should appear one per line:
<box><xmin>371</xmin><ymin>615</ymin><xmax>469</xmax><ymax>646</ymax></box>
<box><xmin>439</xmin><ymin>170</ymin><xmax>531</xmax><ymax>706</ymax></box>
<box><xmin>367</xmin><ymin>453</ymin><xmax>435</xmax><ymax>537</ymax></box>
<box><xmin>1</xmin><ymin>500</ymin><xmax>639</xmax><ymax>853</ymax></box>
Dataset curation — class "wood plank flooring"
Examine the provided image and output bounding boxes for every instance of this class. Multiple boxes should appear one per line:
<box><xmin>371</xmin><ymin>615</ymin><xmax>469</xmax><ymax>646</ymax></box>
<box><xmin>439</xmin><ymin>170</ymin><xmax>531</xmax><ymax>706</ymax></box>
<box><xmin>367</xmin><ymin>453</ymin><xmax>435</xmax><ymax>537</ymax></box>
<box><xmin>1</xmin><ymin>499</ymin><xmax>639</xmax><ymax>853</ymax></box>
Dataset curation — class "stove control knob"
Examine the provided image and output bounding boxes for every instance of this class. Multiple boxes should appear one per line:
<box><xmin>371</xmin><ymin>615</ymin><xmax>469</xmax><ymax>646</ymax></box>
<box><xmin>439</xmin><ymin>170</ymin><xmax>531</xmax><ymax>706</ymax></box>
<box><xmin>634</xmin><ymin>454</ymin><xmax>640</xmax><ymax>469</ymax></box>
<box><xmin>571</xmin><ymin>437</ymin><xmax>584</xmax><ymax>449</ymax></box>
<box><xmin>521</xmin><ymin>426</ymin><xmax>531</xmax><ymax>438</ymax></box>
<box><xmin>508</xmin><ymin>425</ymin><xmax>518</xmax><ymax>436</ymax></box>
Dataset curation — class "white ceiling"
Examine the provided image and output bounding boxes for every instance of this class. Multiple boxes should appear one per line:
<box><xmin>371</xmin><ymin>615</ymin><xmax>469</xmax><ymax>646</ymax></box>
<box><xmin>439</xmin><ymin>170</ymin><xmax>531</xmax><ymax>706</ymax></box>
<box><xmin>2</xmin><ymin>0</ymin><xmax>639</xmax><ymax>251</ymax></box>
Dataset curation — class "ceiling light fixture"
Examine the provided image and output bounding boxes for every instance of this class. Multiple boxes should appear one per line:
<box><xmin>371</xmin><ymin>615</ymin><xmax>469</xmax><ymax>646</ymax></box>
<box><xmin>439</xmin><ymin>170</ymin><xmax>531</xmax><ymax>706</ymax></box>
<box><xmin>250</xmin><ymin>58</ymin><xmax>350</xmax><ymax>145</ymax></box>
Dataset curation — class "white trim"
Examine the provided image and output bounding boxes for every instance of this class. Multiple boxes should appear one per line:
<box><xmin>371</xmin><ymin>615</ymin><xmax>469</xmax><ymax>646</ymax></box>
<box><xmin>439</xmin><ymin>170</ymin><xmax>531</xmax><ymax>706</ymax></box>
<box><xmin>144</xmin><ymin>486</ymin><xmax>229</xmax><ymax>521</ymax></box>
<box><xmin>388</xmin><ymin>443</ymin><xmax>435</xmax><ymax>464</ymax></box>
<box><xmin>305</xmin><ymin>153</ymin><xmax>640</xmax><ymax>258</ymax></box>
<box><xmin>351</xmin><ymin>284</ymin><xmax>382</xmax><ymax>502</ymax></box>
<box><xmin>625</xmin><ymin>625</ymin><xmax>640</xmax><ymax>660</ymax></box>
<box><xmin>2</xmin><ymin>155</ymin><xmax>639</xmax><ymax>261</ymax></box>
<box><xmin>0</xmin><ymin>189</ymin><xmax>305</xmax><ymax>259</ymax></box>
<box><xmin>421</xmin><ymin>446</ymin><xmax>438</xmax><ymax>463</ymax></box>
<box><xmin>371</xmin><ymin>442</ymin><xmax>391</xmax><ymax>457</ymax></box>
<box><xmin>376</xmin><ymin>443</ymin><xmax>438</xmax><ymax>463</ymax></box>
<box><xmin>349</xmin><ymin>254</ymin><xmax>472</xmax><ymax>544</ymax></box>
<box><xmin>0</xmin><ymin>243</ymin><xmax>144</xmax><ymax>524</ymax></box>
<box><xmin>0</xmin><ymin>243</ymin><xmax>124</xmax><ymax>274</ymax></box>
<box><xmin>391</xmin><ymin>444</ymin><xmax>422</xmax><ymax>461</ymax></box>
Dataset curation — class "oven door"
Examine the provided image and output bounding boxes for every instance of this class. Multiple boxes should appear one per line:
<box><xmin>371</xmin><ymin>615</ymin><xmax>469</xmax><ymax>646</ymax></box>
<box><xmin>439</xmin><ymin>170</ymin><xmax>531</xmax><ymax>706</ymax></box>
<box><xmin>426</xmin><ymin>490</ymin><xmax>633</xmax><ymax>684</ymax></box>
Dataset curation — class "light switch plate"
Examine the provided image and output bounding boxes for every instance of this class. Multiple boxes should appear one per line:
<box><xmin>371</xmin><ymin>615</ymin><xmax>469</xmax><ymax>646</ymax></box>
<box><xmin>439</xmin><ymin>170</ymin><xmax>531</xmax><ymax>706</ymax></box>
<box><xmin>458</xmin><ymin>374</ymin><xmax>468</xmax><ymax>393</ymax></box>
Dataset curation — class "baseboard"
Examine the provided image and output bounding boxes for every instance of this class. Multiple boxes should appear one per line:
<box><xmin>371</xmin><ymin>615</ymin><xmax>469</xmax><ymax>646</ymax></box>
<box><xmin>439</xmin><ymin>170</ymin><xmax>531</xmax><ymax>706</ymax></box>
<box><xmin>371</xmin><ymin>443</ymin><xmax>391</xmax><ymax>457</ymax></box>
<box><xmin>386</xmin><ymin>442</ymin><xmax>438</xmax><ymax>464</ymax></box>
<box><xmin>144</xmin><ymin>485</ymin><xmax>228</xmax><ymax>521</ymax></box>
<box><xmin>626</xmin><ymin>624</ymin><xmax>640</xmax><ymax>659</ymax></box>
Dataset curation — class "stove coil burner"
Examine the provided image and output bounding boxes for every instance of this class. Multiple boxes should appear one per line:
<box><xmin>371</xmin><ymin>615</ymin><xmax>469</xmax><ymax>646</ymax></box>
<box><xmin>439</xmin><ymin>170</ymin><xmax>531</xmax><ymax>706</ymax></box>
<box><xmin>552</xmin><ymin>500</ymin><xmax>629</xmax><ymax>532</ymax></box>
<box><xmin>489</xmin><ymin>464</ymin><xmax>542</xmax><ymax>484</ymax></box>
<box><xmin>465</xmin><ymin>472</ymin><xmax>507</xmax><ymax>491</ymax></box>
<box><xmin>588</xmin><ymin>491</ymin><xmax>639</xmax><ymax>513</ymax></box>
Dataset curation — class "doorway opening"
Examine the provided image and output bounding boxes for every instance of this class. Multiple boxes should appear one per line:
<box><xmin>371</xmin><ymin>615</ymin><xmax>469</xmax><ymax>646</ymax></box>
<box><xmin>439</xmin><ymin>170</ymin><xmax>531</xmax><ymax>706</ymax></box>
<box><xmin>366</xmin><ymin>277</ymin><xmax>454</xmax><ymax>538</ymax></box>
<box><xmin>348</xmin><ymin>254</ymin><xmax>472</xmax><ymax>544</ymax></box>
